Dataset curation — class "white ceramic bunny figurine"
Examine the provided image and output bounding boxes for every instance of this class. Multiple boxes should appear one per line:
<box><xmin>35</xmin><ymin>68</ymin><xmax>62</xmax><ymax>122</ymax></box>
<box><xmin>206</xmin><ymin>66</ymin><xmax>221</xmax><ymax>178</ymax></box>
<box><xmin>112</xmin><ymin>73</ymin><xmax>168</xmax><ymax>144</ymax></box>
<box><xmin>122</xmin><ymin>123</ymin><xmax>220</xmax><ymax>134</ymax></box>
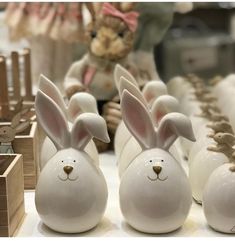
<box><xmin>119</xmin><ymin>90</ymin><xmax>195</xmax><ymax>234</ymax></box>
<box><xmin>114</xmin><ymin>64</ymin><xmax>168</xmax><ymax>158</ymax></box>
<box><xmin>39</xmin><ymin>75</ymin><xmax>99</xmax><ymax>170</ymax></box>
<box><xmin>203</xmin><ymin>153</ymin><xmax>235</xmax><ymax>233</ymax></box>
<box><xmin>35</xmin><ymin>90</ymin><xmax>110</xmax><ymax>233</ymax></box>
<box><xmin>117</xmin><ymin>79</ymin><xmax>182</xmax><ymax>177</ymax></box>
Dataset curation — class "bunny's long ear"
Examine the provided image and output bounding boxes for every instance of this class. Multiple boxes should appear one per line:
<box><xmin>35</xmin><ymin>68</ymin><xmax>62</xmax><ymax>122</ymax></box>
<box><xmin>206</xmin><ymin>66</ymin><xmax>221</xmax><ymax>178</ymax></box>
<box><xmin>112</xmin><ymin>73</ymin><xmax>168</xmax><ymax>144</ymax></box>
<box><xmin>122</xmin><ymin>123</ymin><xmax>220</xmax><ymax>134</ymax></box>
<box><xmin>119</xmin><ymin>76</ymin><xmax>148</xmax><ymax>108</ymax></box>
<box><xmin>68</xmin><ymin>92</ymin><xmax>98</xmax><ymax>122</ymax></box>
<box><xmin>38</xmin><ymin>75</ymin><xmax>67</xmax><ymax>116</ymax></box>
<box><xmin>35</xmin><ymin>90</ymin><xmax>70</xmax><ymax>150</ymax></box>
<box><xmin>142</xmin><ymin>81</ymin><xmax>168</xmax><ymax>105</ymax></box>
<box><xmin>151</xmin><ymin>95</ymin><xmax>179</xmax><ymax>125</ymax></box>
<box><xmin>157</xmin><ymin>112</ymin><xmax>196</xmax><ymax>151</ymax></box>
<box><xmin>71</xmin><ymin>113</ymin><xmax>110</xmax><ymax>151</ymax></box>
<box><xmin>114</xmin><ymin>64</ymin><xmax>138</xmax><ymax>91</ymax></box>
<box><xmin>121</xmin><ymin>90</ymin><xmax>156</xmax><ymax>149</ymax></box>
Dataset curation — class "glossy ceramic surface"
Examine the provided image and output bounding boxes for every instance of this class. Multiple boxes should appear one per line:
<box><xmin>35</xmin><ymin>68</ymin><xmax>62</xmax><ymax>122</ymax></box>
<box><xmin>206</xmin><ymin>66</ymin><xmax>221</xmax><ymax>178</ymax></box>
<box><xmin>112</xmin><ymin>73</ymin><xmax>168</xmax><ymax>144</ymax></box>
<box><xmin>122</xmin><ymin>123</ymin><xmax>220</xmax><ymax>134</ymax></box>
<box><xmin>189</xmin><ymin>149</ymin><xmax>229</xmax><ymax>204</ymax></box>
<box><xmin>119</xmin><ymin>149</ymin><xmax>192</xmax><ymax>234</ymax></box>
<box><xmin>203</xmin><ymin>163</ymin><xmax>235</xmax><ymax>234</ymax></box>
<box><xmin>35</xmin><ymin>149</ymin><xmax>108</xmax><ymax>233</ymax></box>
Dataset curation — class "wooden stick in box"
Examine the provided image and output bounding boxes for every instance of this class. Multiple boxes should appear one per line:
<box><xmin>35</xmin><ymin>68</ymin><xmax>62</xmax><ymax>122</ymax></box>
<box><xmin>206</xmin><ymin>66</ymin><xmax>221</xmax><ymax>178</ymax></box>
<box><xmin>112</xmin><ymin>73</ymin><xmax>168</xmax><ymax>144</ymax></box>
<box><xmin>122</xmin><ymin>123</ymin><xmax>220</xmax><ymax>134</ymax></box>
<box><xmin>0</xmin><ymin>56</ymin><xmax>10</xmax><ymax>118</ymax></box>
<box><xmin>22</xmin><ymin>48</ymin><xmax>34</xmax><ymax>101</ymax></box>
<box><xmin>11</xmin><ymin>51</ymin><xmax>21</xmax><ymax>101</ymax></box>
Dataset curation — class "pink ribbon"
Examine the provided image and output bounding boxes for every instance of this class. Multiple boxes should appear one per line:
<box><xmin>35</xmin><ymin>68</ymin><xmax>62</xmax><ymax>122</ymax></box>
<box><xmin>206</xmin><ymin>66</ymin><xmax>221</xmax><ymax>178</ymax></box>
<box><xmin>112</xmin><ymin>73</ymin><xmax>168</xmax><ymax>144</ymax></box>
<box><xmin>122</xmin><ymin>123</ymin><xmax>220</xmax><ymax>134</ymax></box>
<box><xmin>101</xmin><ymin>3</ymin><xmax>139</xmax><ymax>32</ymax></box>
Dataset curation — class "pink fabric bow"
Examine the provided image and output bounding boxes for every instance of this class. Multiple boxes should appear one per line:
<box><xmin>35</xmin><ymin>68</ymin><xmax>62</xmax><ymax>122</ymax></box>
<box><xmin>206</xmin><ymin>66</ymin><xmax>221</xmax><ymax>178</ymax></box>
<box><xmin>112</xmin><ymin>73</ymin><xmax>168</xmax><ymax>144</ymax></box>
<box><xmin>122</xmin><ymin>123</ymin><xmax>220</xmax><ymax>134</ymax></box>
<box><xmin>101</xmin><ymin>3</ymin><xmax>139</xmax><ymax>32</ymax></box>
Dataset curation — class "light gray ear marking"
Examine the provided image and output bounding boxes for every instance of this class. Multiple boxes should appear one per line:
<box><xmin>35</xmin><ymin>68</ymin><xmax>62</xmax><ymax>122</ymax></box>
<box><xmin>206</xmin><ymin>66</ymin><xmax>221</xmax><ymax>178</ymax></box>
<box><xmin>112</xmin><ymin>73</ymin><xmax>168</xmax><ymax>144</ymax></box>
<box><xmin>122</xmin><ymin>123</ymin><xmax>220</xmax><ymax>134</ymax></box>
<box><xmin>114</xmin><ymin>64</ymin><xmax>138</xmax><ymax>91</ymax></box>
<box><xmin>71</xmin><ymin>113</ymin><xmax>110</xmax><ymax>151</ymax></box>
<box><xmin>35</xmin><ymin>90</ymin><xmax>70</xmax><ymax>150</ymax></box>
<box><xmin>157</xmin><ymin>112</ymin><xmax>196</xmax><ymax>151</ymax></box>
<box><xmin>39</xmin><ymin>74</ymin><xmax>67</xmax><ymax>115</ymax></box>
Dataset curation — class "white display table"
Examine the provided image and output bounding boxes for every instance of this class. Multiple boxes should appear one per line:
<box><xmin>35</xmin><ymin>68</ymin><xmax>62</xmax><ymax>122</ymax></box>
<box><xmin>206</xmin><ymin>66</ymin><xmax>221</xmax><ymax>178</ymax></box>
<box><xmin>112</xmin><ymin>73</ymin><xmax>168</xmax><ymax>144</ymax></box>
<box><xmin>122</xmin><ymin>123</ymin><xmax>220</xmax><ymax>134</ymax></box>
<box><xmin>16</xmin><ymin>151</ymin><xmax>228</xmax><ymax>237</ymax></box>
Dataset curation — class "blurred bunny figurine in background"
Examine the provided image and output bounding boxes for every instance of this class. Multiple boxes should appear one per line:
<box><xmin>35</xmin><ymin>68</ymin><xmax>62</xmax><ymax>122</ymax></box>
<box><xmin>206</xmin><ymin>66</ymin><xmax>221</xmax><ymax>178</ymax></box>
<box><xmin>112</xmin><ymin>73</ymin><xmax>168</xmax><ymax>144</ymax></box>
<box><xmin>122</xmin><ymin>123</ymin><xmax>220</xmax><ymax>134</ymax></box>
<box><xmin>119</xmin><ymin>90</ymin><xmax>195</xmax><ymax>234</ymax></box>
<box><xmin>35</xmin><ymin>90</ymin><xmax>110</xmax><ymax>233</ymax></box>
<box><xmin>0</xmin><ymin>109</ymin><xmax>30</xmax><ymax>153</ymax></box>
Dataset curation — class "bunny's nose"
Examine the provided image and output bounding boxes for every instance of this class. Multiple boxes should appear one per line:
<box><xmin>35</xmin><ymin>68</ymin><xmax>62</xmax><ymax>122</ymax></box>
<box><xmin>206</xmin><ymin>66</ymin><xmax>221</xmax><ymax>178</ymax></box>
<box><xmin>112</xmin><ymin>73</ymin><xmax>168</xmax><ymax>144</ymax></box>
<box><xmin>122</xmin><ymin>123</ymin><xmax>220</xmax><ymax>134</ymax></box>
<box><xmin>63</xmin><ymin>166</ymin><xmax>73</xmax><ymax>175</ymax></box>
<box><xmin>153</xmin><ymin>166</ymin><xmax>162</xmax><ymax>175</ymax></box>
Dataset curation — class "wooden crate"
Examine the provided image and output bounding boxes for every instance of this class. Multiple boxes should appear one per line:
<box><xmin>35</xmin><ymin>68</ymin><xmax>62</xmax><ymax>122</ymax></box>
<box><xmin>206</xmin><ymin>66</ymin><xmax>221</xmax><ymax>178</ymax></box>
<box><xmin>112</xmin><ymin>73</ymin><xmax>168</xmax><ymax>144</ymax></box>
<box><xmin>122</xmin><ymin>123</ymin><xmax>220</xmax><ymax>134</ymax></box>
<box><xmin>0</xmin><ymin>122</ymin><xmax>39</xmax><ymax>189</ymax></box>
<box><xmin>0</xmin><ymin>154</ymin><xmax>25</xmax><ymax>237</ymax></box>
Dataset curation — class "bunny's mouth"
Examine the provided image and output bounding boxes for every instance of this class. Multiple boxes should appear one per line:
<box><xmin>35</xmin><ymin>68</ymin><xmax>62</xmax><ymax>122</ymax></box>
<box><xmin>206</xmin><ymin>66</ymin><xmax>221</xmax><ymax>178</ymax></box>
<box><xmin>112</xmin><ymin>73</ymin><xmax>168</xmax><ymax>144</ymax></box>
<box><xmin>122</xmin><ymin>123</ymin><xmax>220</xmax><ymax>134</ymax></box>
<box><xmin>58</xmin><ymin>175</ymin><xmax>78</xmax><ymax>182</ymax></box>
<box><xmin>147</xmin><ymin>175</ymin><xmax>168</xmax><ymax>182</ymax></box>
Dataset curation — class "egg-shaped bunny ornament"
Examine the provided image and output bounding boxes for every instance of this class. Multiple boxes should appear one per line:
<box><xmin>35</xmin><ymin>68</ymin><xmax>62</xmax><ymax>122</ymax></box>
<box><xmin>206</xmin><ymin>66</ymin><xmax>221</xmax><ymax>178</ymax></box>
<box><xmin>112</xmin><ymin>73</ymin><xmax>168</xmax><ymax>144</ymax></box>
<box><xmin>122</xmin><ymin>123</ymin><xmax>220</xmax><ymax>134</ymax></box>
<box><xmin>114</xmin><ymin>64</ymin><xmax>168</xmax><ymax>159</ymax></box>
<box><xmin>35</xmin><ymin>90</ymin><xmax>110</xmax><ymax>233</ymax></box>
<box><xmin>203</xmin><ymin>161</ymin><xmax>235</xmax><ymax>234</ymax></box>
<box><xmin>119</xmin><ymin>90</ymin><xmax>195</xmax><ymax>234</ymax></box>
<box><xmin>117</xmin><ymin>81</ymin><xmax>182</xmax><ymax>178</ymax></box>
<box><xmin>39</xmin><ymin>75</ymin><xmax>99</xmax><ymax>170</ymax></box>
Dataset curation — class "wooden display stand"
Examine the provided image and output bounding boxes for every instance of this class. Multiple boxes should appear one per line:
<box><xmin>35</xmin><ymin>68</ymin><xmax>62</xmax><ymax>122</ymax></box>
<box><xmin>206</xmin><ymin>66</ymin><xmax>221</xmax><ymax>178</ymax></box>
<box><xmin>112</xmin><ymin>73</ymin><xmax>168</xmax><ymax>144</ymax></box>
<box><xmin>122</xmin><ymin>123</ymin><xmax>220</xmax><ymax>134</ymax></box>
<box><xmin>0</xmin><ymin>48</ymin><xmax>35</xmax><ymax>121</ymax></box>
<box><xmin>0</xmin><ymin>122</ymin><xmax>39</xmax><ymax>189</ymax></box>
<box><xmin>0</xmin><ymin>154</ymin><xmax>25</xmax><ymax>237</ymax></box>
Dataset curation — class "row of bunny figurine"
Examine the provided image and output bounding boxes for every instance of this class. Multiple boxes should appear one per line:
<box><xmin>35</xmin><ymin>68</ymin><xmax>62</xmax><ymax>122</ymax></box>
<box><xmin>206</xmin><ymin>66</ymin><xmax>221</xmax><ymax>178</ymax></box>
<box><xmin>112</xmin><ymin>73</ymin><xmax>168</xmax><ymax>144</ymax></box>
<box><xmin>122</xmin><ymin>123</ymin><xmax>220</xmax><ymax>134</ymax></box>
<box><xmin>35</xmin><ymin>65</ymin><xmax>197</xmax><ymax>234</ymax></box>
<box><xmin>35</xmin><ymin>67</ymin><xmax>235</xmax><ymax>234</ymax></box>
<box><xmin>168</xmin><ymin>74</ymin><xmax>235</xmax><ymax>234</ymax></box>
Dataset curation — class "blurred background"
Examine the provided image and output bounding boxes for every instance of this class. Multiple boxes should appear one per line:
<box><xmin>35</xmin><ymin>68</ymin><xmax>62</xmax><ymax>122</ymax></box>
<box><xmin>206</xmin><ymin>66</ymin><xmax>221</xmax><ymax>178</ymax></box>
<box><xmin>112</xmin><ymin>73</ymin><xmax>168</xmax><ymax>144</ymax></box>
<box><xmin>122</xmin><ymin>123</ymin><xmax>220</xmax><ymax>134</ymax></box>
<box><xmin>1</xmin><ymin>2</ymin><xmax>235</xmax><ymax>86</ymax></box>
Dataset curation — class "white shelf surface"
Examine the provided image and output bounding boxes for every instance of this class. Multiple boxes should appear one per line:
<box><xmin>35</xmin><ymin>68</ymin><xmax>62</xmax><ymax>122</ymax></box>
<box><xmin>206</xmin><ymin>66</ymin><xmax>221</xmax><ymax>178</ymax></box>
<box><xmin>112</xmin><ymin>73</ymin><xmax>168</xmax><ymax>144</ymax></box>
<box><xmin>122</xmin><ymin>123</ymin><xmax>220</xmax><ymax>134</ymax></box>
<box><xmin>17</xmin><ymin>151</ymin><xmax>228</xmax><ymax>237</ymax></box>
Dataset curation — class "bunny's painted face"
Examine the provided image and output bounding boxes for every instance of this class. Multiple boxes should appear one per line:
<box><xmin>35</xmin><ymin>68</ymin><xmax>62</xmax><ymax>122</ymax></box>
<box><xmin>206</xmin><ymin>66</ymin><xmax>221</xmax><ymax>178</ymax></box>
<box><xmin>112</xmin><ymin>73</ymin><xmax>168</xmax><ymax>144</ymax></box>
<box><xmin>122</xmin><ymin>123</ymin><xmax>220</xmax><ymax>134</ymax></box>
<box><xmin>128</xmin><ymin>149</ymin><xmax>184</xmax><ymax>186</ymax></box>
<box><xmin>57</xmin><ymin>159</ymin><xmax>79</xmax><ymax>182</ymax></box>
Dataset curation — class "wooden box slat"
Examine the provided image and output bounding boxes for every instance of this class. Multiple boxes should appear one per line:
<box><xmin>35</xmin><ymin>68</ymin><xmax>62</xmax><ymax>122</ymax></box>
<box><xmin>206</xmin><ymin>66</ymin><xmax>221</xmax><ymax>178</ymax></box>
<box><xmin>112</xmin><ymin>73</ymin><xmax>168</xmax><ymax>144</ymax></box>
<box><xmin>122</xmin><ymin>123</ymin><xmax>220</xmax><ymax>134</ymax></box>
<box><xmin>0</xmin><ymin>122</ymin><xmax>39</xmax><ymax>189</ymax></box>
<box><xmin>0</xmin><ymin>154</ymin><xmax>25</xmax><ymax>237</ymax></box>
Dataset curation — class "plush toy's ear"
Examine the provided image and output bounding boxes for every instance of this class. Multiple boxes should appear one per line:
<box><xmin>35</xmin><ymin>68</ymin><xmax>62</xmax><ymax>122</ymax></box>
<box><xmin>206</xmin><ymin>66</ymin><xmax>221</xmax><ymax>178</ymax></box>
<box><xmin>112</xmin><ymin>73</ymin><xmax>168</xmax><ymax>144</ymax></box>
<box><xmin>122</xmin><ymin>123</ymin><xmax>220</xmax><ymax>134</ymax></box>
<box><xmin>35</xmin><ymin>90</ymin><xmax>70</xmax><ymax>150</ymax></box>
<box><xmin>142</xmin><ymin>81</ymin><xmax>168</xmax><ymax>105</ymax></box>
<box><xmin>68</xmin><ymin>92</ymin><xmax>98</xmax><ymax>122</ymax></box>
<box><xmin>121</xmin><ymin>90</ymin><xmax>156</xmax><ymax>150</ymax></box>
<box><xmin>151</xmin><ymin>95</ymin><xmax>179</xmax><ymax>125</ymax></box>
<box><xmin>71</xmin><ymin>113</ymin><xmax>110</xmax><ymax>150</ymax></box>
<box><xmin>119</xmin><ymin>76</ymin><xmax>148</xmax><ymax>108</ymax></box>
<box><xmin>38</xmin><ymin>74</ymin><xmax>67</xmax><ymax>115</ymax></box>
<box><xmin>157</xmin><ymin>112</ymin><xmax>196</xmax><ymax>151</ymax></box>
<box><xmin>114</xmin><ymin>64</ymin><xmax>138</xmax><ymax>91</ymax></box>
<box><xmin>15</xmin><ymin>121</ymin><xmax>30</xmax><ymax>134</ymax></box>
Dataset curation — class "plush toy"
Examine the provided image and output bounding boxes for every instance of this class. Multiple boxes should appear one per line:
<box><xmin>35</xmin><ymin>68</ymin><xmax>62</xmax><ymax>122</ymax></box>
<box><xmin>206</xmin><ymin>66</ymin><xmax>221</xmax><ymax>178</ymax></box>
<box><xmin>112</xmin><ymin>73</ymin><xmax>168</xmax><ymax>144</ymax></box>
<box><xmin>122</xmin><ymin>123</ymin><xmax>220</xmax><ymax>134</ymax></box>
<box><xmin>64</xmin><ymin>2</ymin><xmax>142</xmax><ymax>105</ymax></box>
<box><xmin>63</xmin><ymin>3</ymin><xmax>142</xmax><ymax>151</ymax></box>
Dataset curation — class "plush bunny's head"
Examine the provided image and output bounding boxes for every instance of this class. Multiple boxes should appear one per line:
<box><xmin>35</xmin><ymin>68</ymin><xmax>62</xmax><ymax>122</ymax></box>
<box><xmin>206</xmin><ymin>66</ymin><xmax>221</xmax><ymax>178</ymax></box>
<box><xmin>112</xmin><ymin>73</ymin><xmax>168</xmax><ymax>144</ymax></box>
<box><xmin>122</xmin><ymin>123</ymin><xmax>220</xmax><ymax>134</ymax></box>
<box><xmin>86</xmin><ymin>3</ymin><xmax>138</xmax><ymax>61</ymax></box>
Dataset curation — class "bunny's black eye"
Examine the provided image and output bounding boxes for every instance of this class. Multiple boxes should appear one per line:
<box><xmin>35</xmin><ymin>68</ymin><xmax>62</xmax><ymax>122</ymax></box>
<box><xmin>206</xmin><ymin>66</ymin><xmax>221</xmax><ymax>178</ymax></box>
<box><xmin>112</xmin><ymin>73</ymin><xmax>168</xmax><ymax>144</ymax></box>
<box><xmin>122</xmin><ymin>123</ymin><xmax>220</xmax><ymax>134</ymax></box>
<box><xmin>91</xmin><ymin>31</ymin><xmax>97</xmax><ymax>38</ymax></box>
<box><xmin>73</xmin><ymin>160</ymin><xmax>76</xmax><ymax>163</ymax></box>
<box><xmin>161</xmin><ymin>160</ymin><xmax>164</xmax><ymax>162</ymax></box>
<box><xmin>118</xmin><ymin>32</ymin><xmax>125</xmax><ymax>38</ymax></box>
<box><xmin>61</xmin><ymin>160</ymin><xmax>64</xmax><ymax>163</ymax></box>
<box><xmin>149</xmin><ymin>160</ymin><xmax>152</xmax><ymax>163</ymax></box>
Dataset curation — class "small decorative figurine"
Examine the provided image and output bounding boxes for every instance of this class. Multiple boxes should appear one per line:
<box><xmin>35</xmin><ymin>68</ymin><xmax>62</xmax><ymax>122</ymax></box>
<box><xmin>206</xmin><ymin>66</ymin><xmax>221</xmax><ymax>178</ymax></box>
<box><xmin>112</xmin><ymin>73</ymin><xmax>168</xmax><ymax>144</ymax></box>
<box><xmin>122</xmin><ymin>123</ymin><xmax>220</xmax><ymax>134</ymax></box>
<box><xmin>116</xmin><ymin>75</ymin><xmax>181</xmax><ymax>177</ymax></box>
<box><xmin>35</xmin><ymin>90</ymin><xmax>110</xmax><ymax>233</ymax></box>
<box><xmin>0</xmin><ymin>110</ymin><xmax>30</xmax><ymax>153</ymax></box>
<box><xmin>203</xmin><ymin>147</ymin><xmax>235</xmax><ymax>233</ymax></box>
<box><xmin>114</xmin><ymin>64</ymin><xmax>168</xmax><ymax>158</ymax></box>
<box><xmin>119</xmin><ymin>90</ymin><xmax>195</xmax><ymax>234</ymax></box>
<box><xmin>38</xmin><ymin>75</ymin><xmax>99</xmax><ymax>170</ymax></box>
<box><xmin>189</xmin><ymin>131</ymin><xmax>231</xmax><ymax>204</ymax></box>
